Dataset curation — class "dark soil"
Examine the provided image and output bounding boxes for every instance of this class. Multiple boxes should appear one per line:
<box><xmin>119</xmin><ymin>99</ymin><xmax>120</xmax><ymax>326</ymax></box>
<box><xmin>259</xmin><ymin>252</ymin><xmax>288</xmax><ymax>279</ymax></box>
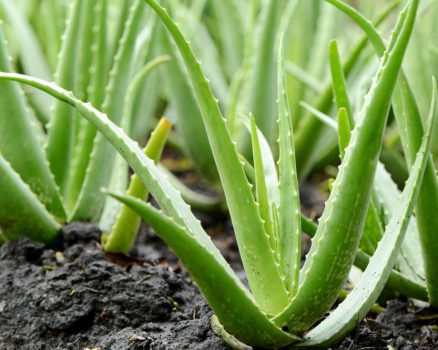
<box><xmin>0</xmin><ymin>223</ymin><xmax>227</xmax><ymax>350</ymax></box>
<box><xmin>1</xmin><ymin>209</ymin><xmax>437</xmax><ymax>349</ymax></box>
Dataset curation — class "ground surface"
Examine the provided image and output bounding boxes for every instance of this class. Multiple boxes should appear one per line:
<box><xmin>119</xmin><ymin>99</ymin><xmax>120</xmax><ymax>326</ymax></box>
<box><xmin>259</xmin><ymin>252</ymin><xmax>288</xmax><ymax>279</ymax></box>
<box><xmin>0</xmin><ymin>186</ymin><xmax>437</xmax><ymax>349</ymax></box>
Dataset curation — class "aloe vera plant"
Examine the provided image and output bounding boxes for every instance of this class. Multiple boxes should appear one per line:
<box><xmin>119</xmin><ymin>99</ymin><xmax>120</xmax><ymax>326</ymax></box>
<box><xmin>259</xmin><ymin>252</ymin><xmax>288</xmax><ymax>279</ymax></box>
<box><xmin>0</xmin><ymin>0</ymin><xmax>429</xmax><ymax>347</ymax></box>
<box><xmin>0</xmin><ymin>0</ymin><xmax>170</xmax><ymax>244</ymax></box>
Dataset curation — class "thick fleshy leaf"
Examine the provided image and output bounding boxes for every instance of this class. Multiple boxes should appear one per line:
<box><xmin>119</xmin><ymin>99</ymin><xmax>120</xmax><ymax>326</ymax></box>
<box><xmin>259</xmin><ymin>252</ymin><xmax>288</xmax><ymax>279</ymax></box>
<box><xmin>277</xmin><ymin>33</ymin><xmax>301</xmax><ymax>295</ymax></box>
<box><xmin>45</xmin><ymin>0</ymin><xmax>82</xmax><ymax>196</ymax></box>
<box><xmin>301</xmin><ymin>78</ymin><xmax>436</xmax><ymax>348</ymax></box>
<box><xmin>71</xmin><ymin>0</ymin><xmax>146</xmax><ymax>221</ymax></box>
<box><xmin>249</xmin><ymin>114</ymin><xmax>276</xmax><ymax>252</ymax></box>
<box><xmin>158</xmin><ymin>27</ymin><xmax>219</xmax><ymax>183</ymax></box>
<box><xmin>104</xmin><ymin>118</ymin><xmax>172</xmax><ymax>254</ymax></box>
<box><xmin>0</xmin><ymin>0</ymin><xmax>52</xmax><ymax>124</ymax></box>
<box><xmin>0</xmin><ymin>153</ymin><xmax>60</xmax><ymax>243</ymax></box>
<box><xmin>294</xmin><ymin>1</ymin><xmax>400</xmax><ymax>180</ymax></box>
<box><xmin>143</xmin><ymin>0</ymin><xmax>288</xmax><ymax>314</ymax></box>
<box><xmin>273</xmin><ymin>0</ymin><xmax>419</xmax><ymax>333</ymax></box>
<box><xmin>326</xmin><ymin>0</ymin><xmax>438</xmax><ymax>306</ymax></box>
<box><xmin>0</xmin><ymin>27</ymin><xmax>65</xmax><ymax>220</ymax></box>
<box><xmin>66</xmin><ymin>0</ymin><xmax>108</xmax><ymax>212</ymax></box>
<box><xmin>107</xmin><ymin>193</ymin><xmax>299</xmax><ymax>348</ymax></box>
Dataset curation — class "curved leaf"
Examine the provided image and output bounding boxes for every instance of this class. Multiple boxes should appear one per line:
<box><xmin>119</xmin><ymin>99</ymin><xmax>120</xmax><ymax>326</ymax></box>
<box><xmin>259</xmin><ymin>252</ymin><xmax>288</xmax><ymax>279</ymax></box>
<box><xmin>301</xmin><ymin>78</ymin><xmax>436</xmax><ymax>347</ymax></box>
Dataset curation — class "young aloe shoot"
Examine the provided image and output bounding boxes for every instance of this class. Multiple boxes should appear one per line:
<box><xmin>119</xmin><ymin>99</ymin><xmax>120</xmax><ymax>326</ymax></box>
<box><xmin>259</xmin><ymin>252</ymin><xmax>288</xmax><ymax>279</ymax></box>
<box><xmin>102</xmin><ymin>117</ymin><xmax>172</xmax><ymax>254</ymax></box>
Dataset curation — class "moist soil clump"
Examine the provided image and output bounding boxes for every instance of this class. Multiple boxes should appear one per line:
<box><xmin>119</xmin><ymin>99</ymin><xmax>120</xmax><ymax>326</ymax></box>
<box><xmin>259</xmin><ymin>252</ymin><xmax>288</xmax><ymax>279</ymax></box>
<box><xmin>0</xmin><ymin>223</ymin><xmax>227</xmax><ymax>350</ymax></box>
<box><xmin>0</xmin><ymin>222</ymin><xmax>437</xmax><ymax>349</ymax></box>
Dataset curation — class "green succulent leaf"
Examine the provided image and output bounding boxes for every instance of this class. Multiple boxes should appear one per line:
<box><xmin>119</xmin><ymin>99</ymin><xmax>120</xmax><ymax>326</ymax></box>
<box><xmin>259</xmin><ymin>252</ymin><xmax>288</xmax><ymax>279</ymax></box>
<box><xmin>143</xmin><ymin>0</ymin><xmax>288</xmax><ymax>314</ymax></box>
<box><xmin>336</xmin><ymin>108</ymin><xmax>351</xmax><ymax>159</ymax></box>
<box><xmin>277</xmin><ymin>33</ymin><xmax>301</xmax><ymax>296</ymax></box>
<box><xmin>327</xmin><ymin>0</ymin><xmax>438</xmax><ymax>306</ymax></box>
<box><xmin>106</xmin><ymin>193</ymin><xmax>299</xmax><ymax>348</ymax></box>
<box><xmin>158</xmin><ymin>27</ymin><xmax>219</xmax><ymax>183</ymax></box>
<box><xmin>45</xmin><ymin>0</ymin><xmax>82</xmax><ymax>196</ymax></box>
<box><xmin>329</xmin><ymin>40</ymin><xmax>353</xmax><ymax>127</ymax></box>
<box><xmin>66</xmin><ymin>0</ymin><xmax>108</xmax><ymax>212</ymax></box>
<box><xmin>104</xmin><ymin>117</ymin><xmax>172</xmax><ymax>254</ymax></box>
<box><xmin>99</xmin><ymin>55</ymin><xmax>170</xmax><ymax>231</ymax></box>
<box><xmin>249</xmin><ymin>114</ymin><xmax>276</xmax><ymax>253</ymax></box>
<box><xmin>274</xmin><ymin>0</ymin><xmax>419</xmax><ymax>333</ymax></box>
<box><xmin>302</xmin><ymin>78</ymin><xmax>437</xmax><ymax>348</ymax></box>
<box><xmin>0</xmin><ymin>153</ymin><xmax>60</xmax><ymax>244</ymax></box>
<box><xmin>71</xmin><ymin>0</ymin><xmax>146</xmax><ymax>221</ymax></box>
<box><xmin>0</xmin><ymin>25</ymin><xmax>65</xmax><ymax>221</ymax></box>
<box><xmin>243</xmin><ymin>0</ymin><xmax>285</xmax><ymax>152</ymax></box>
<box><xmin>0</xmin><ymin>0</ymin><xmax>52</xmax><ymax>124</ymax></box>
<box><xmin>294</xmin><ymin>0</ymin><xmax>400</xmax><ymax>180</ymax></box>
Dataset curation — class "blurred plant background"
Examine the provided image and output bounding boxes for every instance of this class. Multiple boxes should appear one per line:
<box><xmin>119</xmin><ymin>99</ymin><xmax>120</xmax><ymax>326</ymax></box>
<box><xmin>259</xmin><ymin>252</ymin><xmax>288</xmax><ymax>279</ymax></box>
<box><xmin>2</xmin><ymin>0</ymin><xmax>437</xmax><ymax>187</ymax></box>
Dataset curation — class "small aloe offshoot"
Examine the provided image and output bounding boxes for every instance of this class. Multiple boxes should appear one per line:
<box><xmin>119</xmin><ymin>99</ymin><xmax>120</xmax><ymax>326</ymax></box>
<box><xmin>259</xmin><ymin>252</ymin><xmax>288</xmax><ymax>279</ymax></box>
<box><xmin>0</xmin><ymin>0</ymin><xmax>431</xmax><ymax>347</ymax></box>
<box><xmin>102</xmin><ymin>117</ymin><xmax>172</xmax><ymax>254</ymax></box>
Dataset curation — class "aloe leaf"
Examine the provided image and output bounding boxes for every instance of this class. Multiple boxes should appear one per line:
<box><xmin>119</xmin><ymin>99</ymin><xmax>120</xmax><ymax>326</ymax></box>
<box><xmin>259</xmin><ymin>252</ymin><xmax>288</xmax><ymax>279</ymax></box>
<box><xmin>227</xmin><ymin>1</ymin><xmax>257</xmax><ymax>139</ymax></box>
<box><xmin>99</xmin><ymin>55</ymin><xmax>170</xmax><ymax>231</ymax></box>
<box><xmin>285</xmin><ymin>0</ymin><xmax>320</xmax><ymax>126</ymax></box>
<box><xmin>110</xmin><ymin>0</ymin><xmax>131</xmax><ymax>60</ymax></box>
<box><xmin>0</xmin><ymin>0</ymin><xmax>52</xmax><ymax>124</ymax></box>
<box><xmin>243</xmin><ymin>0</ymin><xmax>285</xmax><ymax>152</ymax></box>
<box><xmin>327</xmin><ymin>0</ymin><xmax>438</xmax><ymax>306</ymax></box>
<box><xmin>210</xmin><ymin>0</ymin><xmax>244</xmax><ymax>79</ymax></box>
<box><xmin>158</xmin><ymin>165</ymin><xmax>225</xmax><ymax>215</ymax></box>
<box><xmin>393</xmin><ymin>78</ymin><xmax>438</xmax><ymax>304</ymax></box>
<box><xmin>330</xmin><ymin>51</ymin><xmax>384</xmax><ymax>256</ymax></box>
<box><xmin>303</xmin><ymin>3</ymin><xmax>341</xmax><ymax>101</ymax></box>
<box><xmin>240</xmin><ymin>117</ymin><xmax>280</xmax><ymax>208</ymax></box>
<box><xmin>0</xmin><ymin>153</ymin><xmax>60</xmax><ymax>244</ymax></box>
<box><xmin>45</xmin><ymin>0</ymin><xmax>82</xmax><ymax>196</ymax></box>
<box><xmin>104</xmin><ymin>118</ymin><xmax>172</xmax><ymax>254</ymax></box>
<box><xmin>0</xmin><ymin>27</ymin><xmax>65</xmax><ymax>221</ymax></box>
<box><xmin>72</xmin><ymin>0</ymin><xmax>146</xmax><ymax>221</ymax></box>
<box><xmin>337</xmin><ymin>108</ymin><xmax>351</xmax><ymax>159</ymax></box>
<box><xmin>158</xmin><ymin>27</ymin><xmax>219</xmax><ymax>183</ymax></box>
<box><xmin>274</xmin><ymin>0</ymin><xmax>419</xmax><ymax>333</ymax></box>
<box><xmin>66</xmin><ymin>0</ymin><xmax>108</xmax><ymax>212</ymax></box>
<box><xmin>374</xmin><ymin>164</ymin><xmax>426</xmax><ymax>283</ymax></box>
<box><xmin>144</xmin><ymin>0</ymin><xmax>288</xmax><ymax>314</ymax></box>
<box><xmin>0</xmin><ymin>73</ymin><xmax>204</xmax><ymax>245</ymax></box>
<box><xmin>301</xmin><ymin>208</ymin><xmax>428</xmax><ymax>303</ymax></box>
<box><xmin>286</xmin><ymin>62</ymin><xmax>323</xmax><ymax>93</ymax></box>
<box><xmin>277</xmin><ymin>34</ymin><xmax>301</xmax><ymax>296</ymax></box>
<box><xmin>301</xmin><ymin>78</ymin><xmax>436</xmax><ymax>348</ymax></box>
<box><xmin>329</xmin><ymin>40</ymin><xmax>353</xmax><ymax>126</ymax></box>
<box><xmin>249</xmin><ymin>114</ymin><xmax>276</xmax><ymax>253</ymax></box>
<box><xmin>294</xmin><ymin>0</ymin><xmax>400</xmax><ymax>180</ymax></box>
<box><xmin>0</xmin><ymin>72</ymin><xmax>299</xmax><ymax>348</ymax></box>
<box><xmin>36</xmin><ymin>0</ymin><xmax>64</xmax><ymax>71</ymax></box>
<box><xmin>302</xmin><ymin>103</ymin><xmax>386</xmax><ymax>255</ymax></box>
<box><xmin>106</xmin><ymin>193</ymin><xmax>299</xmax><ymax>347</ymax></box>
<box><xmin>168</xmin><ymin>1</ymin><xmax>229</xmax><ymax>105</ymax></box>
<box><xmin>303</xmin><ymin>97</ymin><xmax>425</xmax><ymax>284</ymax></box>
